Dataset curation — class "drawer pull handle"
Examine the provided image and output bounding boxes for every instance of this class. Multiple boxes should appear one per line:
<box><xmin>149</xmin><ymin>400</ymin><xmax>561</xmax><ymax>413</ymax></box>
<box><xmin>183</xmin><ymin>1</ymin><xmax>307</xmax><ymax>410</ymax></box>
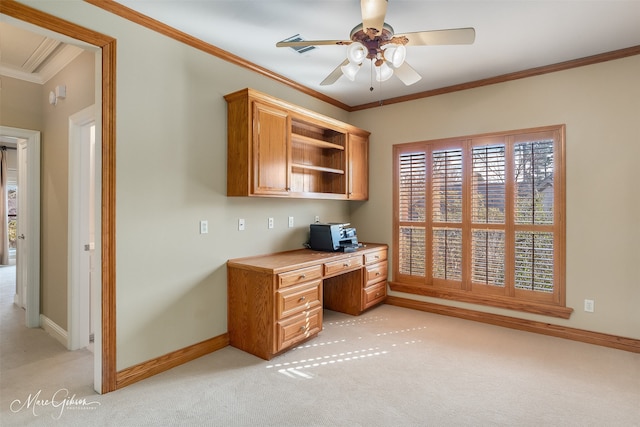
<box><xmin>375</xmin><ymin>255</ymin><xmax>380</xmax><ymax>259</ymax></box>
<box><xmin>299</xmin><ymin>326</ymin><xmax>307</xmax><ymax>332</ymax></box>
<box><xmin>376</xmin><ymin>272</ymin><xmax>381</xmax><ymax>276</ymax></box>
<box><xmin>299</xmin><ymin>274</ymin><xmax>306</xmax><ymax>279</ymax></box>
<box><xmin>375</xmin><ymin>293</ymin><xmax>381</xmax><ymax>297</ymax></box>
<box><xmin>299</xmin><ymin>296</ymin><xmax>306</xmax><ymax>302</ymax></box>
<box><xmin>343</xmin><ymin>263</ymin><xmax>350</xmax><ymax>267</ymax></box>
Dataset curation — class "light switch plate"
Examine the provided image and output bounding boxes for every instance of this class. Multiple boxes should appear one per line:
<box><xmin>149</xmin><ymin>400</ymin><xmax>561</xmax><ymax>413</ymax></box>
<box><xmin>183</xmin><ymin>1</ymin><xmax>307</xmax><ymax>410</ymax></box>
<box><xmin>584</xmin><ymin>299</ymin><xmax>594</xmax><ymax>312</ymax></box>
<box><xmin>200</xmin><ymin>220</ymin><xmax>208</xmax><ymax>234</ymax></box>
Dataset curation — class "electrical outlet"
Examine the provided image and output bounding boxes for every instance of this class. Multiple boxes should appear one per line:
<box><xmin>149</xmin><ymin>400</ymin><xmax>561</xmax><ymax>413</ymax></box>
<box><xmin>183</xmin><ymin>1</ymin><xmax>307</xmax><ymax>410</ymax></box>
<box><xmin>584</xmin><ymin>299</ymin><xmax>594</xmax><ymax>313</ymax></box>
<box><xmin>314</xmin><ymin>215</ymin><xmax>320</xmax><ymax>223</ymax></box>
<box><xmin>200</xmin><ymin>220</ymin><xmax>208</xmax><ymax>234</ymax></box>
<box><xmin>268</xmin><ymin>217</ymin><xmax>274</xmax><ymax>229</ymax></box>
<box><xmin>288</xmin><ymin>216</ymin><xmax>294</xmax><ymax>228</ymax></box>
<box><xmin>238</xmin><ymin>218</ymin><xmax>245</xmax><ymax>231</ymax></box>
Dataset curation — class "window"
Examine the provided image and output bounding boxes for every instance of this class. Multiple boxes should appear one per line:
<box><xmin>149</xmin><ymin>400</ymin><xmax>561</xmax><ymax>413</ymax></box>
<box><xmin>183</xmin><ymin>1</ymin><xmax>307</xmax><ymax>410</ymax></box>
<box><xmin>392</xmin><ymin>125</ymin><xmax>570</xmax><ymax>318</ymax></box>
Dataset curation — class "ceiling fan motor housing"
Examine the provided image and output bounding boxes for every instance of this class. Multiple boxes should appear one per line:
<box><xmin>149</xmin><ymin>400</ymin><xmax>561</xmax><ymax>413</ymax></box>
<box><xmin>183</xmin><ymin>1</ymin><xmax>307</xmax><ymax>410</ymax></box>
<box><xmin>350</xmin><ymin>23</ymin><xmax>396</xmax><ymax>60</ymax></box>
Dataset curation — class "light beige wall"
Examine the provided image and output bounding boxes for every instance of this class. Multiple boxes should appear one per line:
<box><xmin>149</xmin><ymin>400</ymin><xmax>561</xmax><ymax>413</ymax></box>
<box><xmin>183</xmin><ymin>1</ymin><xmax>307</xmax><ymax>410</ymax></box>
<box><xmin>22</xmin><ymin>1</ymin><xmax>352</xmax><ymax>369</ymax></box>
<box><xmin>0</xmin><ymin>76</ymin><xmax>42</xmax><ymax>130</ymax></box>
<box><xmin>0</xmin><ymin>53</ymin><xmax>94</xmax><ymax>331</ymax></box>
<box><xmin>349</xmin><ymin>55</ymin><xmax>640</xmax><ymax>339</ymax></box>
<box><xmin>40</xmin><ymin>50</ymin><xmax>95</xmax><ymax>329</ymax></box>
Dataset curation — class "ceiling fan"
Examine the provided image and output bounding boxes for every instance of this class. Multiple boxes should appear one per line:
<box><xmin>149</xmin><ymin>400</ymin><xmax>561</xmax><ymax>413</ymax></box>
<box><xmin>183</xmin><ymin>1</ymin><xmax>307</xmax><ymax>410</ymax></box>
<box><xmin>276</xmin><ymin>0</ymin><xmax>475</xmax><ymax>87</ymax></box>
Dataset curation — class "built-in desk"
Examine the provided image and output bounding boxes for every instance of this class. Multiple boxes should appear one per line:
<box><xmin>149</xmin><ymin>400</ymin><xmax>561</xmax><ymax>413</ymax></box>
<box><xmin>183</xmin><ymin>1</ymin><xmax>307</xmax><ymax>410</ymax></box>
<box><xmin>227</xmin><ymin>243</ymin><xmax>388</xmax><ymax>360</ymax></box>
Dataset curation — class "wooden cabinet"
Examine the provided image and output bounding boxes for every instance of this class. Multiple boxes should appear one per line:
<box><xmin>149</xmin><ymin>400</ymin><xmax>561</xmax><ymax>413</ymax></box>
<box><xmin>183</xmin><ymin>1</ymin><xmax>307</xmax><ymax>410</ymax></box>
<box><xmin>227</xmin><ymin>243</ymin><xmax>387</xmax><ymax>360</ymax></box>
<box><xmin>252</xmin><ymin>101</ymin><xmax>290</xmax><ymax>195</ymax></box>
<box><xmin>323</xmin><ymin>254</ymin><xmax>364</xmax><ymax>276</ymax></box>
<box><xmin>362</xmin><ymin>248</ymin><xmax>388</xmax><ymax>311</ymax></box>
<box><xmin>225</xmin><ymin>88</ymin><xmax>369</xmax><ymax>200</ymax></box>
<box><xmin>347</xmin><ymin>133</ymin><xmax>369</xmax><ymax>200</ymax></box>
<box><xmin>275</xmin><ymin>277</ymin><xmax>323</xmax><ymax>354</ymax></box>
<box><xmin>323</xmin><ymin>247</ymin><xmax>387</xmax><ymax>315</ymax></box>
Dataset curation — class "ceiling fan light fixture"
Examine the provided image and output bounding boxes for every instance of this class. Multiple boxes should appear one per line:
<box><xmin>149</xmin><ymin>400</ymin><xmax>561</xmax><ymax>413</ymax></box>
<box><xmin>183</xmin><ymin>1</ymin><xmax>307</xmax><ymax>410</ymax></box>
<box><xmin>346</xmin><ymin>42</ymin><xmax>367</xmax><ymax>64</ymax></box>
<box><xmin>276</xmin><ymin>0</ymin><xmax>476</xmax><ymax>89</ymax></box>
<box><xmin>341</xmin><ymin>62</ymin><xmax>361</xmax><ymax>81</ymax></box>
<box><xmin>375</xmin><ymin>61</ymin><xmax>394</xmax><ymax>82</ymax></box>
<box><xmin>382</xmin><ymin>44</ymin><xmax>407</xmax><ymax>68</ymax></box>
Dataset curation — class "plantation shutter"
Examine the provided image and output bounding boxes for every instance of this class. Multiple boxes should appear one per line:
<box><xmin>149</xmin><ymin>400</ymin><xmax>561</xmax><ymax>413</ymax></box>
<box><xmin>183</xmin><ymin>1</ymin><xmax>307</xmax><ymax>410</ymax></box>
<box><xmin>472</xmin><ymin>145</ymin><xmax>505</xmax><ymax>224</ymax></box>
<box><xmin>431</xmin><ymin>148</ymin><xmax>463</xmax><ymax>283</ymax></box>
<box><xmin>514</xmin><ymin>140</ymin><xmax>554</xmax><ymax>225</ymax></box>
<box><xmin>392</xmin><ymin>125</ymin><xmax>564</xmax><ymax>314</ymax></box>
<box><xmin>432</xmin><ymin>149</ymin><xmax>463</xmax><ymax>223</ymax></box>
<box><xmin>513</xmin><ymin>138</ymin><xmax>556</xmax><ymax>293</ymax></box>
<box><xmin>471</xmin><ymin>144</ymin><xmax>506</xmax><ymax>287</ymax></box>
<box><xmin>398</xmin><ymin>152</ymin><xmax>427</xmax><ymax>277</ymax></box>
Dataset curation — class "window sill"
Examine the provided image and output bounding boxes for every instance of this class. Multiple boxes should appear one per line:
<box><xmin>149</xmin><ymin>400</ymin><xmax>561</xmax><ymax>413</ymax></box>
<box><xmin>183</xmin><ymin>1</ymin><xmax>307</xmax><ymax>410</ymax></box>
<box><xmin>389</xmin><ymin>281</ymin><xmax>574</xmax><ymax>319</ymax></box>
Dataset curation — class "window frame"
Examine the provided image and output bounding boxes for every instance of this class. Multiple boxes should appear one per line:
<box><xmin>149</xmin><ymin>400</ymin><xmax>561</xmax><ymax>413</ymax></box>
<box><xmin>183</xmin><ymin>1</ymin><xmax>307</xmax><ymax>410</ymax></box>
<box><xmin>391</xmin><ymin>125</ymin><xmax>571</xmax><ymax>319</ymax></box>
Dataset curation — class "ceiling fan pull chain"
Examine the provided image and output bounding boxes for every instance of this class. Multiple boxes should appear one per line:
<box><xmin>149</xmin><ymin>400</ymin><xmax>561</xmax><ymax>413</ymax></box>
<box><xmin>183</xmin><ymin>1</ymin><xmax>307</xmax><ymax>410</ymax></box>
<box><xmin>370</xmin><ymin>59</ymin><xmax>374</xmax><ymax>92</ymax></box>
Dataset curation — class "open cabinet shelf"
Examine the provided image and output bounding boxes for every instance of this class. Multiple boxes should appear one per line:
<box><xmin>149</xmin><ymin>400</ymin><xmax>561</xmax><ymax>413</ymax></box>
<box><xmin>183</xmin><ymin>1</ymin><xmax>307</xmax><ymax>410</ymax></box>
<box><xmin>291</xmin><ymin>163</ymin><xmax>345</xmax><ymax>175</ymax></box>
<box><xmin>290</xmin><ymin>133</ymin><xmax>345</xmax><ymax>151</ymax></box>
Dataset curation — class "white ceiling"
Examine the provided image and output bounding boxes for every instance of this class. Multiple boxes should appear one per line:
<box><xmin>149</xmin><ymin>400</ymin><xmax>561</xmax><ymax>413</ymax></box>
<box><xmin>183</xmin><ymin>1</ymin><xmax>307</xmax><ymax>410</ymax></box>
<box><xmin>113</xmin><ymin>0</ymin><xmax>640</xmax><ymax>106</ymax></box>
<box><xmin>2</xmin><ymin>1</ymin><xmax>639</xmax><ymax>107</ymax></box>
<box><xmin>0</xmin><ymin>22</ymin><xmax>83</xmax><ymax>84</ymax></box>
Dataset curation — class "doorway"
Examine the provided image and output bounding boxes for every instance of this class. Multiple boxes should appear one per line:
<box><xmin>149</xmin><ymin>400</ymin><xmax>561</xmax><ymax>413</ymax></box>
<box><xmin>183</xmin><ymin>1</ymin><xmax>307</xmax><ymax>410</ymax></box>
<box><xmin>68</xmin><ymin>106</ymin><xmax>97</xmax><ymax>351</ymax></box>
<box><xmin>1</xmin><ymin>1</ymin><xmax>116</xmax><ymax>394</ymax></box>
<box><xmin>0</xmin><ymin>127</ymin><xmax>40</xmax><ymax>329</ymax></box>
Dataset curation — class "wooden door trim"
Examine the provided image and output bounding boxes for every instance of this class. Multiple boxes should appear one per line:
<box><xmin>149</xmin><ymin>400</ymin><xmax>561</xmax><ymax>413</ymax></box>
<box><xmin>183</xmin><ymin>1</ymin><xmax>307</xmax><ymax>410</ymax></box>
<box><xmin>0</xmin><ymin>0</ymin><xmax>118</xmax><ymax>394</ymax></box>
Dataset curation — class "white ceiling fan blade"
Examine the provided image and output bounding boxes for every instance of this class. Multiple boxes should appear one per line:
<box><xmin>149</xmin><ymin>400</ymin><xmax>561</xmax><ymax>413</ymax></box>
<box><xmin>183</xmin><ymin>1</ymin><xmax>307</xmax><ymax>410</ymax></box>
<box><xmin>276</xmin><ymin>40</ymin><xmax>350</xmax><ymax>47</ymax></box>
<box><xmin>361</xmin><ymin>0</ymin><xmax>387</xmax><ymax>37</ymax></box>
<box><xmin>394</xmin><ymin>62</ymin><xmax>422</xmax><ymax>86</ymax></box>
<box><xmin>320</xmin><ymin>59</ymin><xmax>350</xmax><ymax>86</ymax></box>
<box><xmin>396</xmin><ymin>28</ymin><xmax>476</xmax><ymax>47</ymax></box>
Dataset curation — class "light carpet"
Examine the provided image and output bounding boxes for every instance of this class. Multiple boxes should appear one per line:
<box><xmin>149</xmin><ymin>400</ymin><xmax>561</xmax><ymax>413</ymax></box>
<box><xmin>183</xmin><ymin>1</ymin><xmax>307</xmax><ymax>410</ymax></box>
<box><xmin>1</xmin><ymin>265</ymin><xmax>639</xmax><ymax>426</ymax></box>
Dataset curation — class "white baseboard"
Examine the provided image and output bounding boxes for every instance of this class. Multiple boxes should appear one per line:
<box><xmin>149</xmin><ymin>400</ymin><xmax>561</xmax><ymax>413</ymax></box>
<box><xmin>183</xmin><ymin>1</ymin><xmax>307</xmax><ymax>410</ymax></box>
<box><xmin>40</xmin><ymin>314</ymin><xmax>68</xmax><ymax>348</ymax></box>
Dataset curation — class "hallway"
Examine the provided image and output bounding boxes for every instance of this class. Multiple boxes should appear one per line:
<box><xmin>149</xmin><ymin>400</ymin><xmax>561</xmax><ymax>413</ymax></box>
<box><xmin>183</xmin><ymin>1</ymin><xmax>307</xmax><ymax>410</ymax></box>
<box><xmin>0</xmin><ymin>265</ymin><xmax>95</xmax><ymax>414</ymax></box>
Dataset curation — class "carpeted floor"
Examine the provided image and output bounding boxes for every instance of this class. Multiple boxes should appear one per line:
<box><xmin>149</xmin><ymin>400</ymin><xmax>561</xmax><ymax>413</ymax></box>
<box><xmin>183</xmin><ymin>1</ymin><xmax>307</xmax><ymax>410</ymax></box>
<box><xmin>1</xmin><ymin>265</ymin><xmax>639</xmax><ymax>426</ymax></box>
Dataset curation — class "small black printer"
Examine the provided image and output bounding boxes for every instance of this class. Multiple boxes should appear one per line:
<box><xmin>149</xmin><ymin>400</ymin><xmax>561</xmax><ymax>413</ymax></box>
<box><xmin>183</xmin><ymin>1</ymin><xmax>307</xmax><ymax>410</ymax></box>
<box><xmin>309</xmin><ymin>223</ymin><xmax>362</xmax><ymax>252</ymax></box>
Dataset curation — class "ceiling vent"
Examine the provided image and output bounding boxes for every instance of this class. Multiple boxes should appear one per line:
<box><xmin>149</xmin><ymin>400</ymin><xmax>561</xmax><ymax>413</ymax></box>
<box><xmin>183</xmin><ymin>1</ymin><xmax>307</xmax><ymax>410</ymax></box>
<box><xmin>279</xmin><ymin>34</ymin><xmax>317</xmax><ymax>54</ymax></box>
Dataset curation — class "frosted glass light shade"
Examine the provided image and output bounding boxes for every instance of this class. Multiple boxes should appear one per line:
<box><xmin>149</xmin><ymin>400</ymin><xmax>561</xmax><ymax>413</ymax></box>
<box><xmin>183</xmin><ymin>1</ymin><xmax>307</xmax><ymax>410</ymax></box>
<box><xmin>340</xmin><ymin>62</ymin><xmax>361</xmax><ymax>81</ymax></box>
<box><xmin>375</xmin><ymin>62</ymin><xmax>394</xmax><ymax>82</ymax></box>
<box><xmin>346</xmin><ymin>42</ymin><xmax>367</xmax><ymax>64</ymax></box>
<box><xmin>382</xmin><ymin>44</ymin><xmax>407</xmax><ymax>68</ymax></box>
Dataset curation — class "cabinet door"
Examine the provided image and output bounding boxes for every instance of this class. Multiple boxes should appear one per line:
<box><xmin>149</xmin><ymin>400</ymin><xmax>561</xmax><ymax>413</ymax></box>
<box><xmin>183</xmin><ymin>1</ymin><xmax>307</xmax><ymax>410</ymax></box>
<box><xmin>252</xmin><ymin>102</ymin><xmax>290</xmax><ymax>195</ymax></box>
<box><xmin>348</xmin><ymin>133</ymin><xmax>369</xmax><ymax>200</ymax></box>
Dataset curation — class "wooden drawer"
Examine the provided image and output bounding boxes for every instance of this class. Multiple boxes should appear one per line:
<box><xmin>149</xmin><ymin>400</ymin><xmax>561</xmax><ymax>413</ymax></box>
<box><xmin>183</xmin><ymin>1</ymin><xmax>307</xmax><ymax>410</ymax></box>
<box><xmin>277</xmin><ymin>265</ymin><xmax>323</xmax><ymax>289</ymax></box>
<box><xmin>276</xmin><ymin>281</ymin><xmax>322</xmax><ymax>320</ymax></box>
<box><xmin>324</xmin><ymin>255</ymin><xmax>363</xmax><ymax>277</ymax></box>
<box><xmin>275</xmin><ymin>307</ymin><xmax>322</xmax><ymax>353</ymax></box>
<box><xmin>365</xmin><ymin>260</ymin><xmax>388</xmax><ymax>284</ymax></box>
<box><xmin>364</xmin><ymin>249</ymin><xmax>387</xmax><ymax>265</ymax></box>
<box><xmin>363</xmin><ymin>281</ymin><xmax>386</xmax><ymax>310</ymax></box>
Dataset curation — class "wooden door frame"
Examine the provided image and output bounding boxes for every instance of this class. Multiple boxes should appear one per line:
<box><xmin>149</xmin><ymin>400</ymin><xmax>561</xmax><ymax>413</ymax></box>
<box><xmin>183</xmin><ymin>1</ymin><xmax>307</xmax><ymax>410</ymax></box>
<box><xmin>0</xmin><ymin>1</ymin><xmax>118</xmax><ymax>394</ymax></box>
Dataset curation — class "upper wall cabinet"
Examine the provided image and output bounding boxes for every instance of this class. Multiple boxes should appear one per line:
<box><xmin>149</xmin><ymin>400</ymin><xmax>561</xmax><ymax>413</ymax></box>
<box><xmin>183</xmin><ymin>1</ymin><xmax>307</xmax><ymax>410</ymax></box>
<box><xmin>225</xmin><ymin>88</ymin><xmax>370</xmax><ymax>200</ymax></box>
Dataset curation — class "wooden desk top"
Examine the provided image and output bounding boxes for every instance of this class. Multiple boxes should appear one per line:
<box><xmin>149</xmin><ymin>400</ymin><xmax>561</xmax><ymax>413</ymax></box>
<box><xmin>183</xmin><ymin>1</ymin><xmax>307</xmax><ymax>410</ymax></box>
<box><xmin>227</xmin><ymin>243</ymin><xmax>387</xmax><ymax>274</ymax></box>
